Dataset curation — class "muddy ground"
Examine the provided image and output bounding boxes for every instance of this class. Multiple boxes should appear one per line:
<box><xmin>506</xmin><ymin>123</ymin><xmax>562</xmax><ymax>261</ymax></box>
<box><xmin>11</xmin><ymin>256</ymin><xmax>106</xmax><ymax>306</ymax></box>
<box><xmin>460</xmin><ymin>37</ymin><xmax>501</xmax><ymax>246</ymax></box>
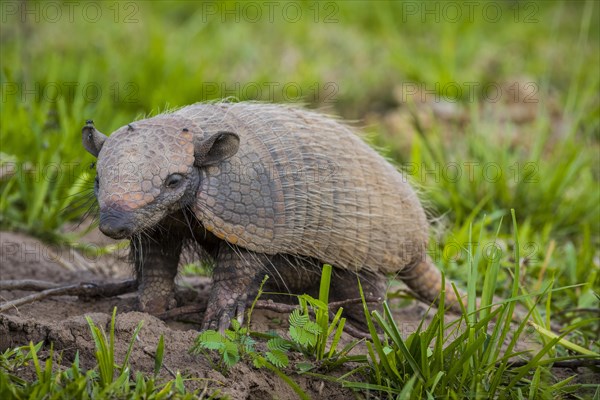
<box><xmin>0</xmin><ymin>230</ymin><xmax>593</xmax><ymax>399</ymax></box>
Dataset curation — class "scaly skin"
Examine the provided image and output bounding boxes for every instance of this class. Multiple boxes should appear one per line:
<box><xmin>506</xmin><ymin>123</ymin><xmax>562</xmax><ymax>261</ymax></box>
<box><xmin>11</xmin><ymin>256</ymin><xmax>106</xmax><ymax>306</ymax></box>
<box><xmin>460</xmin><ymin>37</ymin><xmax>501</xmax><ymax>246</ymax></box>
<box><xmin>201</xmin><ymin>245</ymin><xmax>266</xmax><ymax>331</ymax></box>
<box><xmin>129</xmin><ymin>216</ymin><xmax>187</xmax><ymax>315</ymax></box>
<box><xmin>83</xmin><ymin>102</ymin><xmax>465</xmax><ymax>332</ymax></box>
<box><xmin>180</xmin><ymin>103</ymin><xmax>430</xmax><ymax>275</ymax></box>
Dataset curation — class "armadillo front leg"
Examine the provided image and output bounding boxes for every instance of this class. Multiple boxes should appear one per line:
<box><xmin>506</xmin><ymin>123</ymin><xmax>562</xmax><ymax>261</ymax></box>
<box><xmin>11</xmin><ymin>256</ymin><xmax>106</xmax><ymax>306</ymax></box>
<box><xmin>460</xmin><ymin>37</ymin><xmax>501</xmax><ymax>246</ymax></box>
<box><xmin>131</xmin><ymin>231</ymin><xmax>183</xmax><ymax>315</ymax></box>
<box><xmin>202</xmin><ymin>244</ymin><xmax>267</xmax><ymax>332</ymax></box>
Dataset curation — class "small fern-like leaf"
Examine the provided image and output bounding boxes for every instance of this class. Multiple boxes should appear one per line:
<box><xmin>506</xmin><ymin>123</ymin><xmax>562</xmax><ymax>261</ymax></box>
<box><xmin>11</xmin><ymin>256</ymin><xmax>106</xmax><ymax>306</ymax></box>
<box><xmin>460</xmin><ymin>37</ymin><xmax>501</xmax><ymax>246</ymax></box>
<box><xmin>267</xmin><ymin>337</ymin><xmax>291</xmax><ymax>352</ymax></box>
<box><xmin>266</xmin><ymin>350</ymin><xmax>289</xmax><ymax>368</ymax></box>
<box><xmin>230</xmin><ymin>319</ymin><xmax>241</xmax><ymax>332</ymax></box>
<box><xmin>289</xmin><ymin>325</ymin><xmax>301</xmax><ymax>344</ymax></box>
<box><xmin>303</xmin><ymin>321</ymin><xmax>322</xmax><ymax>335</ymax></box>
<box><xmin>289</xmin><ymin>309</ymin><xmax>309</xmax><ymax>327</ymax></box>
<box><xmin>241</xmin><ymin>335</ymin><xmax>256</xmax><ymax>353</ymax></box>
<box><xmin>291</xmin><ymin>326</ymin><xmax>317</xmax><ymax>347</ymax></box>
<box><xmin>196</xmin><ymin>330</ymin><xmax>225</xmax><ymax>350</ymax></box>
<box><xmin>221</xmin><ymin>341</ymin><xmax>240</xmax><ymax>368</ymax></box>
<box><xmin>224</xmin><ymin>329</ymin><xmax>237</xmax><ymax>341</ymax></box>
<box><xmin>304</xmin><ymin>331</ymin><xmax>317</xmax><ymax>347</ymax></box>
<box><xmin>253</xmin><ymin>356</ymin><xmax>266</xmax><ymax>369</ymax></box>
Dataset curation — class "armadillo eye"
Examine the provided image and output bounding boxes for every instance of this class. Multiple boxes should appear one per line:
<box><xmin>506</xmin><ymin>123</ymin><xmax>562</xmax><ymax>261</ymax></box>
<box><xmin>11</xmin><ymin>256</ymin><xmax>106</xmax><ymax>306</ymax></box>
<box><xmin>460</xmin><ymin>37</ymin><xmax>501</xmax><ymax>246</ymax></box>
<box><xmin>165</xmin><ymin>173</ymin><xmax>184</xmax><ymax>188</ymax></box>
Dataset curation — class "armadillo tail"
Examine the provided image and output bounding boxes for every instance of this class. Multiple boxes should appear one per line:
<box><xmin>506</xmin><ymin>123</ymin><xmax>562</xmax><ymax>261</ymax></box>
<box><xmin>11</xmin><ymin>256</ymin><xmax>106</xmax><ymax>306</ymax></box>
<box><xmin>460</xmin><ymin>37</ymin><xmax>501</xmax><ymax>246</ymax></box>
<box><xmin>400</xmin><ymin>256</ymin><xmax>466</xmax><ymax>314</ymax></box>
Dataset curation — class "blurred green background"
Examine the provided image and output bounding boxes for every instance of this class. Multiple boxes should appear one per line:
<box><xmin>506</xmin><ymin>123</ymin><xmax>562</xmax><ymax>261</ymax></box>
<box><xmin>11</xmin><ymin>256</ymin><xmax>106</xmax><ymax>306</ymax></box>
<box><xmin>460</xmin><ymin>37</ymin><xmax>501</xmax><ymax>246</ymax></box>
<box><xmin>0</xmin><ymin>1</ymin><xmax>598</xmax><ymax>311</ymax></box>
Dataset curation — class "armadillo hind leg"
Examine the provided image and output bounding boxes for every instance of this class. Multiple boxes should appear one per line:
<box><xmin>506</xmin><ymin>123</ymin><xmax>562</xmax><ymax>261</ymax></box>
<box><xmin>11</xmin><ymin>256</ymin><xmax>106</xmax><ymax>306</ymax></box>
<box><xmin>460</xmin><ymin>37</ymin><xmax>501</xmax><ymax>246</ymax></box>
<box><xmin>399</xmin><ymin>256</ymin><xmax>466</xmax><ymax>313</ymax></box>
<box><xmin>260</xmin><ymin>254</ymin><xmax>323</xmax><ymax>300</ymax></box>
<box><xmin>132</xmin><ymin>230</ymin><xmax>183</xmax><ymax>315</ymax></box>
<box><xmin>330</xmin><ymin>269</ymin><xmax>386</xmax><ymax>330</ymax></box>
<box><xmin>202</xmin><ymin>244</ymin><xmax>267</xmax><ymax>332</ymax></box>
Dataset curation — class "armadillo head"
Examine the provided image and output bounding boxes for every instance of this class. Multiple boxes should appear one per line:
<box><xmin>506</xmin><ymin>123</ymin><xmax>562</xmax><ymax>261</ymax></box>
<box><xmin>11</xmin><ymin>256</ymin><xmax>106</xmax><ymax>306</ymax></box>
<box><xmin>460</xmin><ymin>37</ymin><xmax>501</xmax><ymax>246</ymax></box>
<box><xmin>82</xmin><ymin>115</ymin><xmax>239</xmax><ymax>239</ymax></box>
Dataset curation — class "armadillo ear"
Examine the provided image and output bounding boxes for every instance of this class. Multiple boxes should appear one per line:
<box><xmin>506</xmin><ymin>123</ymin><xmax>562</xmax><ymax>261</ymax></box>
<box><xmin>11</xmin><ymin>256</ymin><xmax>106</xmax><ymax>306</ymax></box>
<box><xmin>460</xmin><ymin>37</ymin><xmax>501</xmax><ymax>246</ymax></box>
<box><xmin>82</xmin><ymin>120</ymin><xmax>107</xmax><ymax>157</ymax></box>
<box><xmin>194</xmin><ymin>131</ymin><xmax>240</xmax><ymax>167</ymax></box>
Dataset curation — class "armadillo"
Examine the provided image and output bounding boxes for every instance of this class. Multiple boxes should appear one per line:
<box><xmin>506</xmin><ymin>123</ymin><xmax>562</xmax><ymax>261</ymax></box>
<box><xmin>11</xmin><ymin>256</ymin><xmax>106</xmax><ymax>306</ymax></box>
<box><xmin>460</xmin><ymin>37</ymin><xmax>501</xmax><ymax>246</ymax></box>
<box><xmin>82</xmin><ymin>102</ymin><xmax>462</xmax><ymax>331</ymax></box>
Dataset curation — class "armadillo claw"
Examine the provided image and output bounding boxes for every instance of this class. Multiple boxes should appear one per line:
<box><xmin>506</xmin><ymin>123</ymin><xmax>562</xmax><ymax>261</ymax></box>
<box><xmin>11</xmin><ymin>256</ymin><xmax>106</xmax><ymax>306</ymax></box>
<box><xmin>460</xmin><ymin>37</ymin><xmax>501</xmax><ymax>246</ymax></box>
<box><xmin>138</xmin><ymin>293</ymin><xmax>177</xmax><ymax>315</ymax></box>
<box><xmin>136</xmin><ymin>273</ymin><xmax>177</xmax><ymax>315</ymax></box>
<box><xmin>201</xmin><ymin>295</ymin><xmax>248</xmax><ymax>333</ymax></box>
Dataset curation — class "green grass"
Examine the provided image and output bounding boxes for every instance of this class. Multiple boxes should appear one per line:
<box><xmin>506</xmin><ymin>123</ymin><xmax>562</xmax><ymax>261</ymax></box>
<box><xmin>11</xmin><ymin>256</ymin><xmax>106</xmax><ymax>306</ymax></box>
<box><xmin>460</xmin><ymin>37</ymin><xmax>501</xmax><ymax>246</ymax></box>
<box><xmin>346</xmin><ymin>212</ymin><xmax>598</xmax><ymax>398</ymax></box>
<box><xmin>1</xmin><ymin>0</ymin><xmax>598</xmax><ymax>397</ymax></box>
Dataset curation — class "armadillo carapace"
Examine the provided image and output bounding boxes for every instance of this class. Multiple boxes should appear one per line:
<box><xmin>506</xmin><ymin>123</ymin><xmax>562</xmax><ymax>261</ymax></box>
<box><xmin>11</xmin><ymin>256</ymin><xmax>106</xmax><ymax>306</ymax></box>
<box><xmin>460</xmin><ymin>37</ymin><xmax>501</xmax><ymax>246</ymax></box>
<box><xmin>82</xmin><ymin>102</ymin><xmax>461</xmax><ymax>330</ymax></box>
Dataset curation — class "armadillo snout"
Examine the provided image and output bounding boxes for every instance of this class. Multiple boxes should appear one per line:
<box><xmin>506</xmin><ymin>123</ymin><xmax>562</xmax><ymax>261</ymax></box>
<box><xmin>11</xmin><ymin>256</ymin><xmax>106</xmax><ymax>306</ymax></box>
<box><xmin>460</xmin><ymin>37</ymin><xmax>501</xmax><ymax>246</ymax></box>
<box><xmin>99</xmin><ymin>208</ymin><xmax>134</xmax><ymax>239</ymax></box>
